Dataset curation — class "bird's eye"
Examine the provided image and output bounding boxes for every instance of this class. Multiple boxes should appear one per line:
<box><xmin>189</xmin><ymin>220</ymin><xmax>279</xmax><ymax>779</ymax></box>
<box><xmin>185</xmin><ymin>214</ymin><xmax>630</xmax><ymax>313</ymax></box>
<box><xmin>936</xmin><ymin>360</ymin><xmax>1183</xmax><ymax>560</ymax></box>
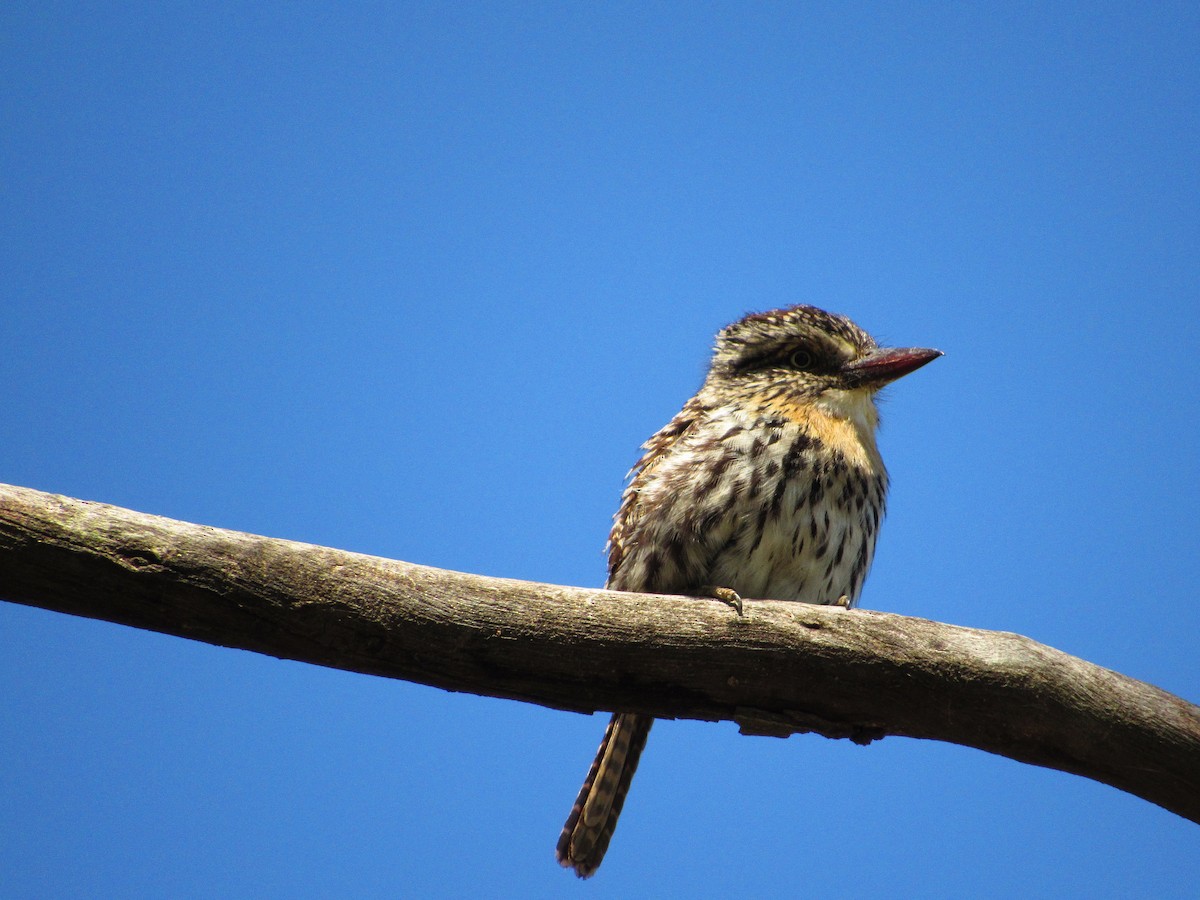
<box><xmin>789</xmin><ymin>349</ymin><xmax>813</xmax><ymax>369</ymax></box>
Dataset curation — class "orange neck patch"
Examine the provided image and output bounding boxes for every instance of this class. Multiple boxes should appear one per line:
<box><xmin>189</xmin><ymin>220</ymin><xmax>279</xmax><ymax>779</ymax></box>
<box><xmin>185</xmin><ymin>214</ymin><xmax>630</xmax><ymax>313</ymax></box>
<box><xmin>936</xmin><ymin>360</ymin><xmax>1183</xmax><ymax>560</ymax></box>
<box><xmin>759</xmin><ymin>390</ymin><xmax>884</xmax><ymax>474</ymax></box>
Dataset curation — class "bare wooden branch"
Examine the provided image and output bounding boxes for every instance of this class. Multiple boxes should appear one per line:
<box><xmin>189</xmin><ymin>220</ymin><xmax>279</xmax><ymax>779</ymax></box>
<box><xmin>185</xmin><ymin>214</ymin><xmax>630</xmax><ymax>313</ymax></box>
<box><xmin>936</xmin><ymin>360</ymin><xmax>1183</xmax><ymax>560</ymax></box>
<box><xmin>1</xmin><ymin>481</ymin><xmax>1198</xmax><ymax>824</ymax></box>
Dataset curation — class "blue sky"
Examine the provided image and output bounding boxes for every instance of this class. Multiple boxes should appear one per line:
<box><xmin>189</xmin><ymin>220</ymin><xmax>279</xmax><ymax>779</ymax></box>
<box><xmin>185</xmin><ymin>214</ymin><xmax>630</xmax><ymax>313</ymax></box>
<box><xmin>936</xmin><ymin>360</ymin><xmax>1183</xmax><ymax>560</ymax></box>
<box><xmin>3</xmin><ymin>3</ymin><xmax>1198</xmax><ymax>897</ymax></box>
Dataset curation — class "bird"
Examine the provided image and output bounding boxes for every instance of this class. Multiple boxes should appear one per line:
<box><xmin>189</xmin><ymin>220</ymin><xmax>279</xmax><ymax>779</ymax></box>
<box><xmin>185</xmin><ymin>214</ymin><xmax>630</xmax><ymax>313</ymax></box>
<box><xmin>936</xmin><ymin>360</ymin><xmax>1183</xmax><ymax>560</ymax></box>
<box><xmin>555</xmin><ymin>304</ymin><xmax>941</xmax><ymax>878</ymax></box>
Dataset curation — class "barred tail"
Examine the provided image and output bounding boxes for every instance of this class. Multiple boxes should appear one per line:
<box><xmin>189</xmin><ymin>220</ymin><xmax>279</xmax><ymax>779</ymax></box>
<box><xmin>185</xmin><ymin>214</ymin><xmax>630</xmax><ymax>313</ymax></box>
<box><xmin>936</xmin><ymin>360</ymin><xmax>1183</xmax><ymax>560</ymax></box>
<box><xmin>555</xmin><ymin>712</ymin><xmax>653</xmax><ymax>878</ymax></box>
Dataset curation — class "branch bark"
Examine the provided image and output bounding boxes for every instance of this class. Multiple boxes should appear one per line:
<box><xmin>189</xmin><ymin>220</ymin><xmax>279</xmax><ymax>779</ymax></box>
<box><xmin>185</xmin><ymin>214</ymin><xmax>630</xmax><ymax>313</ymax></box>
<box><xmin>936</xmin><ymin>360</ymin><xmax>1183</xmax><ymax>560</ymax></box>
<box><xmin>1</xmin><ymin>481</ymin><xmax>1197</xmax><ymax>823</ymax></box>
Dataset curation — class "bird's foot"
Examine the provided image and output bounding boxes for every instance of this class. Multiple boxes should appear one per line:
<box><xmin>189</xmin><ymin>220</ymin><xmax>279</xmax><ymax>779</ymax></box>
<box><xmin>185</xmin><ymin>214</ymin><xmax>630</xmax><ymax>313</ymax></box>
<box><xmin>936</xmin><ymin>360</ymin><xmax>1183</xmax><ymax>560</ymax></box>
<box><xmin>697</xmin><ymin>585</ymin><xmax>744</xmax><ymax>616</ymax></box>
<box><xmin>832</xmin><ymin>594</ymin><xmax>852</xmax><ymax>609</ymax></box>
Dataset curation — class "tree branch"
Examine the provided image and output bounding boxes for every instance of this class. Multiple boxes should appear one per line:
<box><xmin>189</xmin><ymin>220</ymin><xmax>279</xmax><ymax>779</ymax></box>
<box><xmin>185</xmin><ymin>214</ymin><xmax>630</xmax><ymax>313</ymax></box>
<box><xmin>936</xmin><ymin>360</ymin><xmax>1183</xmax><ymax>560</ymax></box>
<box><xmin>1</xmin><ymin>482</ymin><xmax>1197</xmax><ymax>823</ymax></box>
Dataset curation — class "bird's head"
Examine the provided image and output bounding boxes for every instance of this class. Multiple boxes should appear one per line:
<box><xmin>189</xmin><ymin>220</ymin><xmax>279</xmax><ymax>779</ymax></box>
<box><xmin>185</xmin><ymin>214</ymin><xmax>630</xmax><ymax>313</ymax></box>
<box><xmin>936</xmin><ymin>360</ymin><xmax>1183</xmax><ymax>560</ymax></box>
<box><xmin>707</xmin><ymin>304</ymin><xmax>941</xmax><ymax>425</ymax></box>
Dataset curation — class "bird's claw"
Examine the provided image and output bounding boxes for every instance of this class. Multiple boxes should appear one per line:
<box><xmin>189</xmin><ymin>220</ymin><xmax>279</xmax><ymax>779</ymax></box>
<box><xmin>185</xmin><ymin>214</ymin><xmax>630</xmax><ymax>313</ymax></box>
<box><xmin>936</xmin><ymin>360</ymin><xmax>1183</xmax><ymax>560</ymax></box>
<box><xmin>700</xmin><ymin>585</ymin><xmax>744</xmax><ymax>616</ymax></box>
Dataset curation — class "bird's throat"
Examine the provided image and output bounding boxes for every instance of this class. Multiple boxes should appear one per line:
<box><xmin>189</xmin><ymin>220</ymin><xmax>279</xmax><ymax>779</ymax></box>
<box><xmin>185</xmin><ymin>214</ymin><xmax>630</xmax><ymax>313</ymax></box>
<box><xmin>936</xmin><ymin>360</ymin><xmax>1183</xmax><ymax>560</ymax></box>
<box><xmin>761</xmin><ymin>389</ymin><xmax>884</xmax><ymax>475</ymax></box>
